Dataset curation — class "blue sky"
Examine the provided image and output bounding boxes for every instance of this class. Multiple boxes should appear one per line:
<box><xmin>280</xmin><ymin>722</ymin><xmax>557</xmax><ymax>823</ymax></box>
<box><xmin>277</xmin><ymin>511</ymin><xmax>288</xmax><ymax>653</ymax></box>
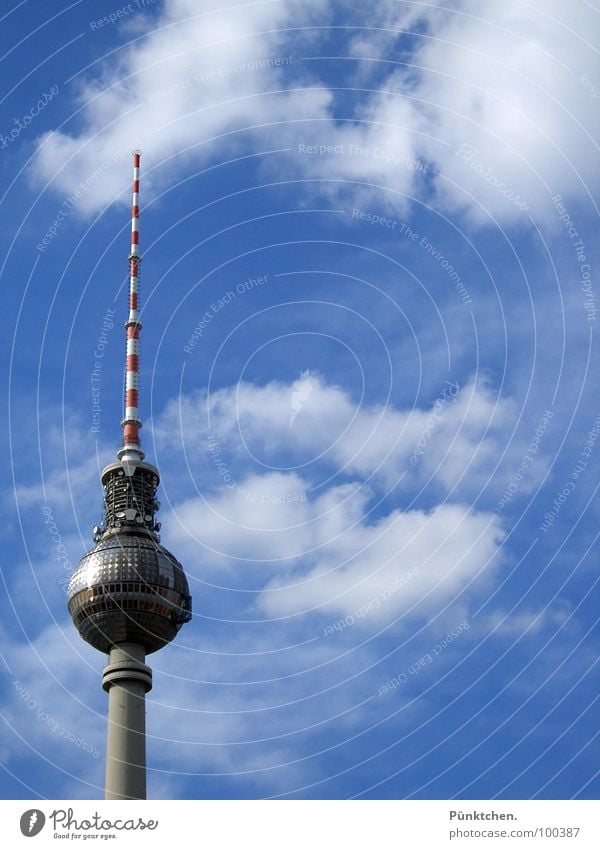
<box><xmin>0</xmin><ymin>0</ymin><xmax>598</xmax><ymax>800</ymax></box>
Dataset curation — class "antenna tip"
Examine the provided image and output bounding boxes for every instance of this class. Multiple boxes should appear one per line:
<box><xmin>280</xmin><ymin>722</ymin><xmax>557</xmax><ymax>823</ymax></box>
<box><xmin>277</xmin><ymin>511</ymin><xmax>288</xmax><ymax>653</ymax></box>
<box><xmin>132</xmin><ymin>148</ymin><xmax>142</xmax><ymax>157</ymax></box>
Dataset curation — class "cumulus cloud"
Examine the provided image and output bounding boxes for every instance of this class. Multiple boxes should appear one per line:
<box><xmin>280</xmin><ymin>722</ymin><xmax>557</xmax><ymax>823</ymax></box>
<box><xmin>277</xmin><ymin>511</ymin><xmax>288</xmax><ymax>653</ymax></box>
<box><xmin>480</xmin><ymin>604</ymin><xmax>571</xmax><ymax>638</ymax></box>
<box><xmin>408</xmin><ymin>0</ymin><xmax>600</xmax><ymax>223</ymax></box>
<box><xmin>257</xmin><ymin>501</ymin><xmax>505</xmax><ymax>621</ymax></box>
<box><xmin>161</xmin><ymin>466</ymin><xmax>505</xmax><ymax>620</ymax></box>
<box><xmin>289</xmin><ymin>0</ymin><xmax>600</xmax><ymax>222</ymax></box>
<box><xmin>155</xmin><ymin>372</ymin><xmax>518</xmax><ymax>497</ymax></box>
<box><xmin>155</xmin><ymin>374</ymin><xmax>509</xmax><ymax>622</ymax></box>
<box><xmin>32</xmin><ymin>0</ymin><xmax>599</xmax><ymax>224</ymax></box>
<box><xmin>33</xmin><ymin>0</ymin><xmax>332</xmax><ymax>213</ymax></box>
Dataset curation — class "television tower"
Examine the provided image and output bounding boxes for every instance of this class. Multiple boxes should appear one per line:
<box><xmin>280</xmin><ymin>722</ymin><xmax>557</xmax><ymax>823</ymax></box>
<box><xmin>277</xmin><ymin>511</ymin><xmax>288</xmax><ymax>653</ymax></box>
<box><xmin>67</xmin><ymin>151</ymin><xmax>192</xmax><ymax>800</ymax></box>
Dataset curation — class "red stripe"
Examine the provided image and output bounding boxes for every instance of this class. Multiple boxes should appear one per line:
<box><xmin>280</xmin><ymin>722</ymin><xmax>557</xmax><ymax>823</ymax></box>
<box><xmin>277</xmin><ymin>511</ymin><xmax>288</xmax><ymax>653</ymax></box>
<box><xmin>132</xmin><ymin>205</ymin><xmax>139</xmax><ymax>218</ymax></box>
<box><xmin>133</xmin><ymin>179</ymin><xmax>139</xmax><ymax>192</ymax></box>
<box><xmin>127</xmin><ymin>325</ymin><xmax>139</xmax><ymax>338</ymax></box>
<box><xmin>126</xmin><ymin>389</ymin><xmax>138</xmax><ymax>406</ymax></box>
<box><xmin>130</xmin><ymin>293</ymin><xmax>138</xmax><ymax>309</ymax></box>
<box><xmin>123</xmin><ymin>423</ymin><xmax>140</xmax><ymax>444</ymax></box>
<box><xmin>127</xmin><ymin>354</ymin><xmax>139</xmax><ymax>371</ymax></box>
<box><xmin>131</xmin><ymin>231</ymin><xmax>139</xmax><ymax>244</ymax></box>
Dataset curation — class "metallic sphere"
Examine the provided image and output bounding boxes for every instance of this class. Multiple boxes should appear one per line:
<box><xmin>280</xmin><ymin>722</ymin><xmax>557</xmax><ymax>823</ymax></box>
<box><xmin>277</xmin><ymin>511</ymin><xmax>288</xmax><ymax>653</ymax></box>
<box><xmin>67</xmin><ymin>531</ymin><xmax>192</xmax><ymax>654</ymax></box>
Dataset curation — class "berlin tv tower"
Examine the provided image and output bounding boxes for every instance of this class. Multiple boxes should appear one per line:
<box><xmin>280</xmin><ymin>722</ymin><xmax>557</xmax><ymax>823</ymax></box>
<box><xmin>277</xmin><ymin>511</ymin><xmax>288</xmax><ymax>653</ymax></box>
<box><xmin>67</xmin><ymin>151</ymin><xmax>192</xmax><ymax>800</ymax></box>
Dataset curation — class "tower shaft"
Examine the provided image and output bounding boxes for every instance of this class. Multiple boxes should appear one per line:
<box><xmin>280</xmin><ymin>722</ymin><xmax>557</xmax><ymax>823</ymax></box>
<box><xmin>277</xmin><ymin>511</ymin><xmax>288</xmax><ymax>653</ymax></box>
<box><xmin>103</xmin><ymin>643</ymin><xmax>152</xmax><ymax>800</ymax></box>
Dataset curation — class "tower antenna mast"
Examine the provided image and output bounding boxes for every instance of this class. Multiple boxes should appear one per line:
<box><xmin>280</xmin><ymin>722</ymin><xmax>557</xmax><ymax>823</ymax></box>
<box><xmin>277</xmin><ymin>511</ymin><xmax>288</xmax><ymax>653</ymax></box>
<box><xmin>120</xmin><ymin>149</ymin><xmax>143</xmax><ymax>463</ymax></box>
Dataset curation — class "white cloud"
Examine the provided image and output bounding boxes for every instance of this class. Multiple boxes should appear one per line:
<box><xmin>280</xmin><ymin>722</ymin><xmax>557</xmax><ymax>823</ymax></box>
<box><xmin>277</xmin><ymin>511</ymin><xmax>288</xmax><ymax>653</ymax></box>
<box><xmin>257</xmin><ymin>501</ymin><xmax>505</xmax><ymax>621</ymax></box>
<box><xmin>33</xmin><ymin>1</ymin><xmax>599</xmax><ymax>224</ymax></box>
<box><xmin>161</xmin><ymin>469</ymin><xmax>505</xmax><ymax>621</ymax></box>
<box><xmin>288</xmin><ymin>89</ymin><xmax>426</xmax><ymax>213</ymax></box>
<box><xmin>480</xmin><ymin>604</ymin><xmax>571</xmax><ymax>637</ymax></box>
<box><xmin>33</xmin><ymin>0</ymin><xmax>332</xmax><ymax>214</ymax></box>
<box><xmin>288</xmin><ymin>0</ymin><xmax>600</xmax><ymax>223</ymax></box>
<box><xmin>155</xmin><ymin>372</ymin><xmax>518</xmax><ymax>498</ymax></box>
<box><xmin>156</xmin><ymin>374</ymin><xmax>509</xmax><ymax>622</ymax></box>
<box><xmin>165</xmin><ymin>470</ymin><xmax>338</xmax><ymax>567</ymax></box>
<box><xmin>409</xmin><ymin>0</ymin><xmax>600</xmax><ymax>223</ymax></box>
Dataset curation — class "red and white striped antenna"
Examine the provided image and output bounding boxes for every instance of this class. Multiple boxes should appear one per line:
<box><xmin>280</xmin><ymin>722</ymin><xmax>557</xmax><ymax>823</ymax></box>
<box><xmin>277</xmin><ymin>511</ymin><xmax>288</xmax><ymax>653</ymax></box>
<box><xmin>118</xmin><ymin>150</ymin><xmax>144</xmax><ymax>463</ymax></box>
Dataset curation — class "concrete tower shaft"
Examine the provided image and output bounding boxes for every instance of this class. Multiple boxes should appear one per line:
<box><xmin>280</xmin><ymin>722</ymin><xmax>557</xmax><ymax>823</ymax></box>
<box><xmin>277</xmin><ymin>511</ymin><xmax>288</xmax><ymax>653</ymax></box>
<box><xmin>102</xmin><ymin>643</ymin><xmax>152</xmax><ymax>801</ymax></box>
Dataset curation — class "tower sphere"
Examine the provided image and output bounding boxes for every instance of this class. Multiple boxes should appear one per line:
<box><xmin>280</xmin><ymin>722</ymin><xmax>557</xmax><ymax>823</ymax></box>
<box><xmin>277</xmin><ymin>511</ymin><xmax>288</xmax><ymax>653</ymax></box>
<box><xmin>67</xmin><ymin>458</ymin><xmax>191</xmax><ymax>654</ymax></box>
<box><xmin>67</xmin><ymin>530</ymin><xmax>191</xmax><ymax>655</ymax></box>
